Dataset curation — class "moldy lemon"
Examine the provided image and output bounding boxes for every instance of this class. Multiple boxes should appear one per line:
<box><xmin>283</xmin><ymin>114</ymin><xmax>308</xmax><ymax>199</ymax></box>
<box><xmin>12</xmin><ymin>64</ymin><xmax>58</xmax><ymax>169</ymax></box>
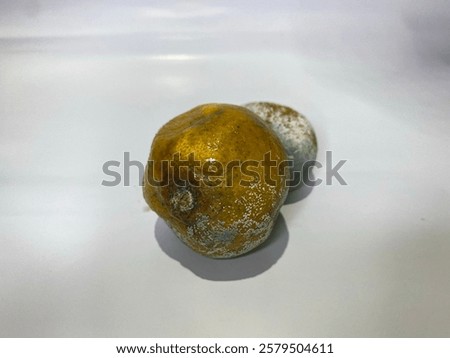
<box><xmin>245</xmin><ymin>102</ymin><xmax>318</xmax><ymax>191</ymax></box>
<box><xmin>143</xmin><ymin>103</ymin><xmax>289</xmax><ymax>258</ymax></box>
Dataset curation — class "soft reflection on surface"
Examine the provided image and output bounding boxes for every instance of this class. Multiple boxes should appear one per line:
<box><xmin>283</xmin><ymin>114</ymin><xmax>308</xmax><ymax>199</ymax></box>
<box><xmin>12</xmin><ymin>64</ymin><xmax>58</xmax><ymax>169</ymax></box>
<box><xmin>143</xmin><ymin>54</ymin><xmax>203</xmax><ymax>61</ymax></box>
<box><xmin>140</xmin><ymin>6</ymin><xmax>229</xmax><ymax>19</ymax></box>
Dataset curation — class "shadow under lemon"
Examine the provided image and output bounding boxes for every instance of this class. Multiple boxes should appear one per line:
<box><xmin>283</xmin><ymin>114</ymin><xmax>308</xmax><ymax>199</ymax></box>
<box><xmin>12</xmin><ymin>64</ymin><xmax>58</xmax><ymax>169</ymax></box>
<box><xmin>155</xmin><ymin>214</ymin><xmax>289</xmax><ymax>281</ymax></box>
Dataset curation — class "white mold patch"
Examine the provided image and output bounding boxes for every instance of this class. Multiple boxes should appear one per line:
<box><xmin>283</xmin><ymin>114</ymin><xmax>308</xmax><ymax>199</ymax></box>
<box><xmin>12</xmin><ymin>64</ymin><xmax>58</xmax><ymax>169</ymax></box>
<box><xmin>245</xmin><ymin>102</ymin><xmax>318</xmax><ymax>191</ymax></box>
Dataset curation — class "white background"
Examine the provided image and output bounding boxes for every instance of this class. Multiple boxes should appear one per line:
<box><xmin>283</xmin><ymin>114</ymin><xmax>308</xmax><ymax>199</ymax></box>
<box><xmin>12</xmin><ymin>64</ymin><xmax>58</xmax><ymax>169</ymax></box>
<box><xmin>1</xmin><ymin>0</ymin><xmax>449</xmax><ymax>337</ymax></box>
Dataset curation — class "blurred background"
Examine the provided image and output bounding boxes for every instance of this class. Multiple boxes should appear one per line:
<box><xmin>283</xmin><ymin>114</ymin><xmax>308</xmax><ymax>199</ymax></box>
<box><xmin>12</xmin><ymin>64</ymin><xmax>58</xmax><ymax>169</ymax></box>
<box><xmin>1</xmin><ymin>0</ymin><xmax>449</xmax><ymax>337</ymax></box>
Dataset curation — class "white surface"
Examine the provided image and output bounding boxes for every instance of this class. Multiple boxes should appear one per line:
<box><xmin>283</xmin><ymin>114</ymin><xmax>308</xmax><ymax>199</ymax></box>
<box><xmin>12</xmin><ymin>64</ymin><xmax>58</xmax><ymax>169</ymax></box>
<box><xmin>1</xmin><ymin>0</ymin><xmax>450</xmax><ymax>337</ymax></box>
